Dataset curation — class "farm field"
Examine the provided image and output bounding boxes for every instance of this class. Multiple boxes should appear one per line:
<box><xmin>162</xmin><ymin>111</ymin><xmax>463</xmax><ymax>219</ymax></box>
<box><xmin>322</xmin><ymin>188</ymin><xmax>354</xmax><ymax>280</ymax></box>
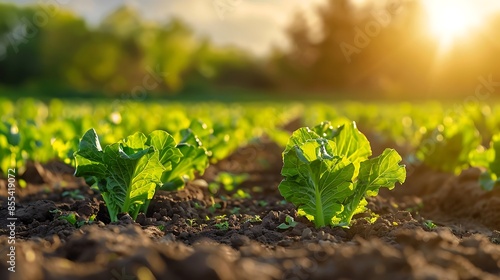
<box><xmin>0</xmin><ymin>98</ymin><xmax>500</xmax><ymax>280</ymax></box>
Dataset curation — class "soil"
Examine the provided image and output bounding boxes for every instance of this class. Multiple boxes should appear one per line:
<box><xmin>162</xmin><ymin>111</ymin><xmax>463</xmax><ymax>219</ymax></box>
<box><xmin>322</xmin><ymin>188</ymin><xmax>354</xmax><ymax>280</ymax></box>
<box><xmin>1</xmin><ymin>137</ymin><xmax>500</xmax><ymax>280</ymax></box>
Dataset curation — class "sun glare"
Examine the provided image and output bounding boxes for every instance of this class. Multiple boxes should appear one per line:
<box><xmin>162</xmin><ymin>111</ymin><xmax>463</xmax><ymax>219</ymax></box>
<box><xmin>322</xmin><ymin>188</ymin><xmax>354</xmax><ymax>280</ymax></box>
<box><xmin>423</xmin><ymin>0</ymin><xmax>481</xmax><ymax>49</ymax></box>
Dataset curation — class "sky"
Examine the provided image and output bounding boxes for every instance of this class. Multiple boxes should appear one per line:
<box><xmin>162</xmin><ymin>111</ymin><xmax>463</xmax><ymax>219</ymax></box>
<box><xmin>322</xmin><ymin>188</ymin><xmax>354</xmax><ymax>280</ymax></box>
<box><xmin>2</xmin><ymin>0</ymin><xmax>325</xmax><ymax>56</ymax></box>
<box><xmin>2</xmin><ymin>0</ymin><xmax>500</xmax><ymax>56</ymax></box>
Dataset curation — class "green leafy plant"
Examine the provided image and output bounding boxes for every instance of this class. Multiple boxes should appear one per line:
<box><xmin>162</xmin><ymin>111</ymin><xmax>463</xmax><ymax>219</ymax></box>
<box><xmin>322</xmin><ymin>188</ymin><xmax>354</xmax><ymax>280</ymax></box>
<box><xmin>277</xmin><ymin>215</ymin><xmax>298</xmax><ymax>229</ymax></box>
<box><xmin>245</xmin><ymin>215</ymin><xmax>262</xmax><ymax>223</ymax></box>
<box><xmin>179</xmin><ymin>120</ymin><xmax>233</xmax><ymax>163</ymax></box>
<box><xmin>424</xmin><ymin>220</ymin><xmax>437</xmax><ymax>229</ymax></box>
<box><xmin>257</xmin><ymin>200</ymin><xmax>268</xmax><ymax>207</ymax></box>
<box><xmin>58</xmin><ymin>212</ymin><xmax>78</xmax><ymax>225</ymax></box>
<box><xmin>233</xmin><ymin>189</ymin><xmax>251</xmax><ymax>199</ymax></box>
<box><xmin>279</xmin><ymin>121</ymin><xmax>406</xmax><ymax>228</ymax></box>
<box><xmin>58</xmin><ymin>212</ymin><xmax>96</xmax><ymax>228</ymax></box>
<box><xmin>416</xmin><ymin>115</ymin><xmax>480</xmax><ymax>174</ymax></box>
<box><xmin>470</xmin><ymin>134</ymin><xmax>500</xmax><ymax>190</ymax></box>
<box><xmin>208</xmin><ymin>197</ymin><xmax>222</xmax><ymax>213</ymax></box>
<box><xmin>229</xmin><ymin>207</ymin><xmax>241</xmax><ymax>214</ymax></box>
<box><xmin>74</xmin><ymin>129</ymin><xmax>181</xmax><ymax>222</ymax></box>
<box><xmin>208</xmin><ymin>171</ymin><xmax>249</xmax><ymax>194</ymax></box>
<box><xmin>157</xmin><ymin>225</ymin><xmax>165</xmax><ymax>231</ymax></box>
<box><xmin>62</xmin><ymin>189</ymin><xmax>85</xmax><ymax>200</ymax></box>
<box><xmin>186</xmin><ymin>219</ymin><xmax>196</xmax><ymax>227</ymax></box>
<box><xmin>160</xmin><ymin>127</ymin><xmax>209</xmax><ymax>191</ymax></box>
<box><xmin>214</xmin><ymin>221</ymin><xmax>229</xmax><ymax>230</ymax></box>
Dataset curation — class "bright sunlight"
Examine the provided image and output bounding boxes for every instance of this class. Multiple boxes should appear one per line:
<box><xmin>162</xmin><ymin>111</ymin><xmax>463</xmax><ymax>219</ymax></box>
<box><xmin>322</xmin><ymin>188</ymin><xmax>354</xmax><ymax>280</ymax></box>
<box><xmin>423</xmin><ymin>0</ymin><xmax>482</xmax><ymax>48</ymax></box>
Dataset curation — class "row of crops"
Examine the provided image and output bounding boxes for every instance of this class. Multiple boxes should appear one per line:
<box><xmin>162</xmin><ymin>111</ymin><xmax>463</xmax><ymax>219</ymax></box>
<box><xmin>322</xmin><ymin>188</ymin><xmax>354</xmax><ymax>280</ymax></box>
<box><xmin>2</xmin><ymin>98</ymin><xmax>500</xmax><ymax>193</ymax></box>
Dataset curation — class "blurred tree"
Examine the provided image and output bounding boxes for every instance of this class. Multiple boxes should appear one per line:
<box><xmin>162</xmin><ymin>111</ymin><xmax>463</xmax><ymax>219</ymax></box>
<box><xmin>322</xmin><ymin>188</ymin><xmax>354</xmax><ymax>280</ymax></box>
<box><xmin>0</xmin><ymin>5</ymin><xmax>42</xmax><ymax>85</ymax></box>
<box><xmin>40</xmin><ymin>10</ymin><xmax>90</xmax><ymax>87</ymax></box>
<box><xmin>270</xmin><ymin>11</ymin><xmax>316</xmax><ymax>88</ymax></box>
<box><xmin>140</xmin><ymin>18</ymin><xmax>198</xmax><ymax>92</ymax></box>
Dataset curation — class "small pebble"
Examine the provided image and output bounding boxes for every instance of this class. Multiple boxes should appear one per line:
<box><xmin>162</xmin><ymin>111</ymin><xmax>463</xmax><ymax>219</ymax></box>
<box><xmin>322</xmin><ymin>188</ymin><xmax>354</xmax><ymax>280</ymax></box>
<box><xmin>302</xmin><ymin>228</ymin><xmax>312</xmax><ymax>239</ymax></box>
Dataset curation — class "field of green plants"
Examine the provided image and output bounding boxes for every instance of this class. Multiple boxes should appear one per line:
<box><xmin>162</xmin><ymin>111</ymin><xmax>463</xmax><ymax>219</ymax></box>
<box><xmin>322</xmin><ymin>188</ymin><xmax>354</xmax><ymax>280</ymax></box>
<box><xmin>1</xmin><ymin>98</ymin><xmax>500</xmax><ymax>279</ymax></box>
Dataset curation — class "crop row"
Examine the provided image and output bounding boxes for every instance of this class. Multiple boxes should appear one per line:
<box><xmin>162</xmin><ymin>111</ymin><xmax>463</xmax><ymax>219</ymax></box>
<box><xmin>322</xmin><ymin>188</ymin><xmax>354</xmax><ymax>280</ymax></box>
<box><xmin>1</xmin><ymin>99</ymin><xmax>499</xmax><ymax>191</ymax></box>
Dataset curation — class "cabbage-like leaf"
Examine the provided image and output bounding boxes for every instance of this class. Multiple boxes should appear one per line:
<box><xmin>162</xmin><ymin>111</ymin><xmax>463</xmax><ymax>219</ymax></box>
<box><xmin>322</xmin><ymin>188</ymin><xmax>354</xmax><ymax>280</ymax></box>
<box><xmin>279</xmin><ymin>140</ymin><xmax>355</xmax><ymax>227</ymax></box>
<box><xmin>74</xmin><ymin>129</ymin><xmax>179</xmax><ymax>222</ymax></box>
<box><xmin>101</xmin><ymin>143</ymin><xmax>163</xmax><ymax>221</ymax></box>
<box><xmin>279</xmin><ymin>122</ymin><xmax>406</xmax><ymax>228</ymax></box>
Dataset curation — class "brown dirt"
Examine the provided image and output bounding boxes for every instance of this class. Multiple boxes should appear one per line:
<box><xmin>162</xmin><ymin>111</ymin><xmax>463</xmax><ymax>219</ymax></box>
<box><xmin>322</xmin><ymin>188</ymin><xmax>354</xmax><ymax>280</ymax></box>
<box><xmin>1</xmin><ymin>138</ymin><xmax>500</xmax><ymax>280</ymax></box>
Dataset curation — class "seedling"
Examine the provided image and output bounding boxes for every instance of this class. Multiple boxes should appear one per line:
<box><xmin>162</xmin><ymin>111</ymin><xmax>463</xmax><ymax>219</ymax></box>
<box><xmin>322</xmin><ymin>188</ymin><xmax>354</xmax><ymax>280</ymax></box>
<box><xmin>230</xmin><ymin>207</ymin><xmax>241</xmax><ymax>214</ymax></box>
<box><xmin>58</xmin><ymin>212</ymin><xmax>77</xmax><ymax>225</ymax></box>
<box><xmin>193</xmin><ymin>202</ymin><xmax>204</xmax><ymax>209</ymax></box>
<box><xmin>233</xmin><ymin>189</ymin><xmax>251</xmax><ymax>199</ymax></box>
<box><xmin>278</xmin><ymin>200</ymin><xmax>288</xmax><ymax>205</ymax></box>
<box><xmin>207</xmin><ymin>196</ymin><xmax>222</xmax><ymax>213</ymax></box>
<box><xmin>424</xmin><ymin>220</ymin><xmax>437</xmax><ymax>229</ymax></box>
<box><xmin>157</xmin><ymin>225</ymin><xmax>165</xmax><ymax>231</ymax></box>
<box><xmin>214</xmin><ymin>214</ymin><xmax>226</xmax><ymax>221</ymax></box>
<box><xmin>186</xmin><ymin>219</ymin><xmax>196</xmax><ymax>227</ymax></box>
<box><xmin>257</xmin><ymin>200</ymin><xmax>268</xmax><ymax>207</ymax></box>
<box><xmin>62</xmin><ymin>189</ymin><xmax>85</xmax><ymax>200</ymax></box>
<box><xmin>245</xmin><ymin>215</ymin><xmax>262</xmax><ymax>223</ymax></box>
<box><xmin>277</xmin><ymin>215</ymin><xmax>298</xmax><ymax>229</ymax></box>
<box><xmin>215</xmin><ymin>221</ymin><xmax>229</xmax><ymax>230</ymax></box>
<box><xmin>58</xmin><ymin>212</ymin><xmax>96</xmax><ymax>228</ymax></box>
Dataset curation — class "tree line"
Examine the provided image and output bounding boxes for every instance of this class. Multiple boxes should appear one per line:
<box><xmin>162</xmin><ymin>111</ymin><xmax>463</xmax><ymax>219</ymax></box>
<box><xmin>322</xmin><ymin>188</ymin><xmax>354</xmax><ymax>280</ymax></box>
<box><xmin>0</xmin><ymin>1</ymin><xmax>499</xmax><ymax>99</ymax></box>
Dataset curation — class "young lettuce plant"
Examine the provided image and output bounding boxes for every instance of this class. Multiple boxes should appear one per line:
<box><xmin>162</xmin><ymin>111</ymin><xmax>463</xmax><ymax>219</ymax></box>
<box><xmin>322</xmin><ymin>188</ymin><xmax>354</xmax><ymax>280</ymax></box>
<box><xmin>179</xmin><ymin>119</ymin><xmax>233</xmax><ymax>163</ymax></box>
<box><xmin>161</xmin><ymin>125</ymin><xmax>209</xmax><ymax>191</ymax></box>
<box><xmin>469</xmin><ymin>133</ymin><xmax>500</xmax><ymax>190</ymax></box>
<box><xmin>416</xmin><ymin>115</ymin><xmax>480</xmax><ymax>174</ymax></box>
<box><xmin>74</xmin><ymin>129</ymin><xmax>188</xmax><ymax>222</ymax></box>
<box><xmin>278</xmin><ymin>121</ymin><xmax>406</xmax><ymax>228</ymax></box>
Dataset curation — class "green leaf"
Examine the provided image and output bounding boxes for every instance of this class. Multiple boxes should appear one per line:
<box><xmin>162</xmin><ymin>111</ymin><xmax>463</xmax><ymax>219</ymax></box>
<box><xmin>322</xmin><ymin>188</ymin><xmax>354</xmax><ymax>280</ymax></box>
<box><xmin>357</xmin><ymin>149</ymin><xmax>406</xmax><ymax>196</ymax></box>
<box><xmin>101</xmin><ymin>143</ymin><xmax>163</xmax><ymax>221</ymax></box>
<box><xmin>277</xmin><ymin>223</ymin><xmax>291</xmax><ymax>230</ymax></box>
<box><xmin>330</xmin><ymin>122</ymin><xmax>372</xmax><ymax>163</ymax></box>
<box><xmin>121</xmin><ymin>132</ymin><xmax>147</xmax><ymax>150</ymax></box>
<box><xmin>147</xmin><ymin>130</ymin><xmax>183</xmax><ymax>170</ymax></box>
<box><xmin>75</xmin><ymin>128</ymin><xmax>103</xmax><ymax>163</ymax></box>
<box><xmin>160</xmin><ymin>142</ymin><xmax>208</xmax><ymax>191</ymax></box>
<box><xmin>74</xmin><ymin>129</ymin><xmax>169</xmax><ymax>222</ymax></box>
<box><xmin>284</xmin><ymin>127</ymin><xmax>319</xmax><ymax>154</ymax></box>
<box><xmin>279</xmin><ymin>140</ymin><xmax>355</xmax><ymax>228</ymax></box>
<box><xmin>59</xmin><ymin>213</ymin><xmax>77</xmax><ymax>226</ymax></box>
<box><xmin>285</xmin><ymin>215</ymin><xmax>298</xmax><ymax>227</ymax></box>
